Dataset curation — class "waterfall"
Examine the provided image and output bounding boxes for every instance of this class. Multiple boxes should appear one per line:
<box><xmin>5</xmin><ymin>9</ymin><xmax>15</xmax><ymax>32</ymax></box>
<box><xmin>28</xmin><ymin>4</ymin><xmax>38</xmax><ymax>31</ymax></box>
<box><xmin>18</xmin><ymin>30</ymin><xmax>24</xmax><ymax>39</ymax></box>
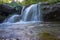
<box><xmin>22</xmin><ymin>4</ymin><xmax>42</xmax><ymax>22</ymax></box>
<box><xmin>3</xmin><ymin>3</ymin><xmax>43</xmax><ymax>23</ymax></box>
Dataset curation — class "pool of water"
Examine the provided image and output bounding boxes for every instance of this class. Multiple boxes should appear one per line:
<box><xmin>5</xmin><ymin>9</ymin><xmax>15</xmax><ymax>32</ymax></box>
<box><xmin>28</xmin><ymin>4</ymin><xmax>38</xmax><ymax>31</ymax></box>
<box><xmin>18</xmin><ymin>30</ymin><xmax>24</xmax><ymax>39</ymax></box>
<box><xmin>0</xmin><ymin>22</ymin><xmax>60</xmax><ymax>40</ymax></box>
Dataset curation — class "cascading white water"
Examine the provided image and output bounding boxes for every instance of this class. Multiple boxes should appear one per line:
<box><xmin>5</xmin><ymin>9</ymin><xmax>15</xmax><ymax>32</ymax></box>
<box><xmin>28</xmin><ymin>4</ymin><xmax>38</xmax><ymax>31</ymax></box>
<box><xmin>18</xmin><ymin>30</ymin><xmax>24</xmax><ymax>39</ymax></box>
<box><xmin>4</xmin><ymin>3</ymin><xmax>43</xmax><ymax>23</ymax></box>
<box><xmin>22</xmin><ymin>4</ymin><xmax>42</xmax><ymax>21</ymax></box>
<box><xmin>4</xmin><ymin>15</ymin><xmax>21</xmax><ymax>23</ymax></box>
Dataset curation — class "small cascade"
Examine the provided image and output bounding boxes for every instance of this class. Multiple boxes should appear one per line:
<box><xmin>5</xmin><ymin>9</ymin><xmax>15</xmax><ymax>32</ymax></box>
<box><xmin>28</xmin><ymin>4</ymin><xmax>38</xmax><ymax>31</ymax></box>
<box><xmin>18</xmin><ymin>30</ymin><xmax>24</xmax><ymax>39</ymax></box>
<box><xmin>4</xmin><ymin>15</ymin><xmax>21</xmax><ymax>23</ymax></box>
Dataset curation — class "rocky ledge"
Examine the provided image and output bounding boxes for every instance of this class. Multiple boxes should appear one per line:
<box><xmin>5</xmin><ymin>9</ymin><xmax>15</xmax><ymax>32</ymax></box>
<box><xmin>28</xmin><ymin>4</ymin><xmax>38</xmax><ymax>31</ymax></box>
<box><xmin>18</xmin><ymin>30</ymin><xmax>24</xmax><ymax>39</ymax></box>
<box><xmin>0</xmin><ymin>4</ymin><xmax>22</xmax><ymax>23</ymax></box>
<box><xmin>41</xmin><ymin>2</ymin><xmax>60</xmax><ymax>22</ymax></box>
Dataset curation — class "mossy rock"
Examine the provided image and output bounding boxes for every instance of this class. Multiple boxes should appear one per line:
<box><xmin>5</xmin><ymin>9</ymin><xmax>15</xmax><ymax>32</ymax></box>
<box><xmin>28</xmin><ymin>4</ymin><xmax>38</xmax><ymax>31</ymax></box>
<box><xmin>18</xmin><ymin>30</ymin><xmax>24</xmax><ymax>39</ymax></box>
<box><xmin>38</xmin><ymin>32</ymin><xmax>60</xmax><ymax>40</ymax></box>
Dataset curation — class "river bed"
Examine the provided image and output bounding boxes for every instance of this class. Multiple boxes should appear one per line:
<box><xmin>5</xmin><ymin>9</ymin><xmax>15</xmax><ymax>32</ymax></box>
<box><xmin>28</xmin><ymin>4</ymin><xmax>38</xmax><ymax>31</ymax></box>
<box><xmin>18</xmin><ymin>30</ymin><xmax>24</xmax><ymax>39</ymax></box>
<box><xmin>0</xmin><ymin>22</ymin><xmax>60</xmax><ymax>40</ymax></box>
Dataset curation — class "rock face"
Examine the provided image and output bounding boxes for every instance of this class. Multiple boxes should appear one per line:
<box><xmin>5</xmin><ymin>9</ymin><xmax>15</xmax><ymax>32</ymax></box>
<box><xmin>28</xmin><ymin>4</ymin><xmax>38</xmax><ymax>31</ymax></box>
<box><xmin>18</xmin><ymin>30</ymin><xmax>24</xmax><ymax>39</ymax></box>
<box><xmin>41</xmin><ymin>2</ymin><xmax>60</xmax><ymax>22</ymax></box>
<box><xmin>0</xmin><ymin>4</ymin><xmax>22</xmax><ymax>23</ymax></box>
<box><xmin>0</xmin><ymin>4</ymin><xmax>16</xmax><ymax>23</ymax></box>
<box><xmin>16</xmin><ymin>5</ymin><xmax>22</xmax><ymax>14</ymax></box>
<box><xmin>0</xmin><ymin>4</ymin><xmax>16</xmax><ymax>14</ymax></box>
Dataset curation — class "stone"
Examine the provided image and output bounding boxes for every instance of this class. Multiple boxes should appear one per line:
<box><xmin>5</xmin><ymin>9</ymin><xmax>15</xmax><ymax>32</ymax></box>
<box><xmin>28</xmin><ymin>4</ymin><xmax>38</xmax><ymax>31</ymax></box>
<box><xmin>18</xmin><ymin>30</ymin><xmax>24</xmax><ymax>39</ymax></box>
<box><xmin>42</xmin><ymin>2</ymin><xmax>60</xmax><ymax>22</ymax></box>
<box><xmin>0</xmin><ymin>4</ymin><xmax>16</xmax><ymax>14</ymax></box>
<box><xmin>0</xmin><ymin>4</ymin><xmax>22</xmax><ymax>23</ymax></box>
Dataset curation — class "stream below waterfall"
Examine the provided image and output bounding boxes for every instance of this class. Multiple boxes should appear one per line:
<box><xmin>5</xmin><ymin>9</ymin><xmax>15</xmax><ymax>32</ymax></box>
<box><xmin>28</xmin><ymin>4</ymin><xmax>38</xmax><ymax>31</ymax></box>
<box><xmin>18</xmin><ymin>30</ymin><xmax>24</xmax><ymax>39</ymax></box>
<box><xmin>0</xmin><ymin>23</ymin><xmax>60</xmax><ymax>40</ymax></box>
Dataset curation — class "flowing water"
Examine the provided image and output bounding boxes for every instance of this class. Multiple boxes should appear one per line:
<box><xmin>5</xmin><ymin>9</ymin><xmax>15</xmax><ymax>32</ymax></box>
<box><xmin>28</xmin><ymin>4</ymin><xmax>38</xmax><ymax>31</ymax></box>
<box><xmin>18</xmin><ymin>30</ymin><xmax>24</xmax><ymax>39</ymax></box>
<box><xmin>21</xmin><ymin>4</ymin><xmax>42</xmax><ymax>21</ymax></box>
<box><xmin>0</xmin><ymin>3</ymin><xmax>60</xmax><ymax>40</ymax></box>
<box><xmin>4</xmin><ymin>3</ymin><xmax>42</xmax><ymax>23</ymax></box>
<box><xmin>0</xmin><ymin>3</ymin><xmax>42</xmax><ymax>40</ymax></box>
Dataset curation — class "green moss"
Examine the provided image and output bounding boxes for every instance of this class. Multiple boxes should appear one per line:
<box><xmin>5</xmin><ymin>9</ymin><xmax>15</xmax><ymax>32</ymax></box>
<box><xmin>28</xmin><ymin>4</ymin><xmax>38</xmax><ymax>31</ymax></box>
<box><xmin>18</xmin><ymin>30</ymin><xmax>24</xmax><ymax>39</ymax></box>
<box><xmin>38</xmin><ymin>32</ymin><xmax>60</xmax><ymax>40</ymax></box>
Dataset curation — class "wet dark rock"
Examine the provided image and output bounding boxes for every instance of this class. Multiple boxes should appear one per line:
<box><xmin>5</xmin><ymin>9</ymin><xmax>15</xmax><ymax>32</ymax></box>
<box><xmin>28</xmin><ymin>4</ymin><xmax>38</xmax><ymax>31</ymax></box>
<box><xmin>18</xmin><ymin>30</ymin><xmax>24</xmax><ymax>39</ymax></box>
<box><xmin>0</xmin><ymin>4</ymin><xmax>16</xmax><ymax>14</ymax></box>
<box><xmin>0</xmin><ymin>4</ymin><xmax>22</xmax><ymax>23</ymax></box>
<box><xmin>41</xmin><ymin>2</ymin><xmax>50</xmax><ymax>5</ymax></box>
<box><xmin>56</xmin><ymin>2</ymin><xmax>60</xmax><ymax>5</ymax></box>
<box><xmin>42</xmin><ymin>2</ymin><xmax>60</xmax><ymax>22</ymax></box>
<box><xmin>16</xmin><ymin>38</ymin><xmax>19</xmax><ymax>40</ymax></box>
<box><xmin>16</xmin><ymin>5</ymin><xmax>22</xmax><ymax>14</ymax></box>
<box><xmin>0</xmin><ymin>4</ymin><xmax>16</xmax><ymax>23</ymax></box>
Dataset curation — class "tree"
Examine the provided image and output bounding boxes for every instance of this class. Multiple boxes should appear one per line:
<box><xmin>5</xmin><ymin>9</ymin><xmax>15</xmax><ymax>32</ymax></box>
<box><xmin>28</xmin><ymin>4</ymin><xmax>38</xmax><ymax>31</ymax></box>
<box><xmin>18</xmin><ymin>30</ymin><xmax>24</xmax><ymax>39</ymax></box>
<box><xmin>21</xmin><ymin>0</ymin><xmax>48</xmax><ymax>6</ymax></box>
<box><xmin>21</xmin><ymin>0</ymin><xmax>60</xmax><ymax>6</ymax></box>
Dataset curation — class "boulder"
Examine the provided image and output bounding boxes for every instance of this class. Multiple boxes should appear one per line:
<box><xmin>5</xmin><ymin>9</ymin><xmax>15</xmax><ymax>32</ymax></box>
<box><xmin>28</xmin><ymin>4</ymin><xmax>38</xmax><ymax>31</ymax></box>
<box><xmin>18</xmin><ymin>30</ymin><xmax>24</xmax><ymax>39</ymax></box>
<box><xmin>0</xmin><ymin>4</ymin><xmax>16</xmax><ymax>23</ymax></box>
<box><xmin>42</xmin><ymin>2</ymin><xmax>60</xmax><ymax>22</ymax></box>
<box><xmin>0</xmin><ymin>4</ymin><xmax>22</xmax><ymax>23</ymax></box>
<box><xmin>0</xmin><ymin>4</ymin><xmax>16</xmax><ymax>14</ymax></box>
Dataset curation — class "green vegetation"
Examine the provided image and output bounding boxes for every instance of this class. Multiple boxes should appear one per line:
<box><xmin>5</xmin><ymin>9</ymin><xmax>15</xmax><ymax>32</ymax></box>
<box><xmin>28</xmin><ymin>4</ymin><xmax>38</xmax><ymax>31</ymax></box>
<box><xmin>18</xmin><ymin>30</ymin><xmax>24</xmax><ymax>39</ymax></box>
<box><xmin>21</xmin><ymin>0</ymin><xmax>60</xmax><ymax>6</ymax></box>
<box><xmin>0</xmin><ymin>0</ymin><xmax>60</xmax><ymax>6</ymax></box>
<box><xmin>0</xmin><ymin>0</ymin><xmax>11</xmax><ymax>4</ymax></box>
